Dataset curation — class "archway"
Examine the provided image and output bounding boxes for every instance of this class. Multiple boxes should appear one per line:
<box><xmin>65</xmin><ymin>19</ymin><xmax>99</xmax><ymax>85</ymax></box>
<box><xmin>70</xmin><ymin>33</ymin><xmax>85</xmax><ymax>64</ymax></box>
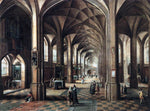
<box><xmin>116</xmin><ymin>0</ymin><xmax>150</xmax><ymax>98</ymax></box>
<box><xmin>12</xmin><ymin>55</ymin><xmax>26</xmax><ymax>88</ymax></box>
<box><xmin>41</xmin><ymin>0</ymin><xmax>107</xmax><ymax>99</ymax></box>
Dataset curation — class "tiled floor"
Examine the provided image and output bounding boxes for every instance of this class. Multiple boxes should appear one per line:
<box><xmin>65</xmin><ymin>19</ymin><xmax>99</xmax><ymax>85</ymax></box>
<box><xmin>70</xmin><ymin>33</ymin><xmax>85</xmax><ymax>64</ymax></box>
<box><xmin>0</xmin><ymin>82</ymin><xmax>150</xmax><ymax>111</ymax></box>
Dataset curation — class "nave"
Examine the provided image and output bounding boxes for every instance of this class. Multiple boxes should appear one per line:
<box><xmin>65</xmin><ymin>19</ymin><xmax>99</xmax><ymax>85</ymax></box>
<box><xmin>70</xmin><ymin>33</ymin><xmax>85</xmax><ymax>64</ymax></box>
<box><xmin>1</xmin><ymin>77</ymin><xmax>150</xmax><ymax>111</ymax></box>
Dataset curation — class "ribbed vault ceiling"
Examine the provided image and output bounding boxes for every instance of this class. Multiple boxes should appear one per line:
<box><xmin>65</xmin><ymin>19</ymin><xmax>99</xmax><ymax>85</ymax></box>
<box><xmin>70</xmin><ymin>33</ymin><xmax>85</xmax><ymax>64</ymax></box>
<box><xmin>116</xmin><ymin>0</ymin><xmax>150</xmax><ymax>42</ymax></box>
<box><xmin>43</xmin><ymin>0</ymin><xmax>106</xmax><ymax>59</ymax></box>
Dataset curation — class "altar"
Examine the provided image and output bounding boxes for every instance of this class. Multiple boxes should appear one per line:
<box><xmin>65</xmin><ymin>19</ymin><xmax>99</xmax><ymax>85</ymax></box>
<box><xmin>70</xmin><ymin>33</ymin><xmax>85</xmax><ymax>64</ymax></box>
<box><xmin>54</xmin><ymin>80</ymin><xmax>64</xmax><ymax>89</ymax></box>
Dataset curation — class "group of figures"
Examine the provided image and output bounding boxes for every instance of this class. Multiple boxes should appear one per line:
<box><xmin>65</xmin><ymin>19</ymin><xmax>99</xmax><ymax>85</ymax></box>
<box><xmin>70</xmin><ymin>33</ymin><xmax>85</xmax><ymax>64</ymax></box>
<box><xmin>90</xmin><ymin>81</ymin><xmax>100</xmax><ymax>95</ymax></box>
<box><xmin>68</xmin><ymin>85</ymin><xmax>79</xmax><ymax>105</ymax></box>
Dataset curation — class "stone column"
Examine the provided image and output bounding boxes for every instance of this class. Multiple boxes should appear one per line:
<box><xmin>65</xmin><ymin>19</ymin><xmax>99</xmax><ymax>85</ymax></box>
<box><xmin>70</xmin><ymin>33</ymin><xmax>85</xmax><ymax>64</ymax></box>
<box><xmin>148</xmin><ymin>21</ymin><xmax>150</xmax><ymax>97</ymax></box>
<box><xmin>49</xmin><ymin>44</ymin><xmax>53</xmax><ymax>67</ymax></box>
<box><xmin>130</xmin><ymin>35</ymin><xmax>138</xmax><ymax>88</ymax></box>
<box><xmin>105</xmin><ymin>0</ymin><xmax>118</xmax><ymax>101</ymax></box>
<box><xmin>67</xmin><ymin>36</ymin><xmax>73</xmax><ymax>83</ymax></box>
<box><xmin>123</xmin><ymin>40</ymin><xmax>128</xmax><ymax>83</ymax></box>
<box><xmin>73</xmin><ymin>45</ymin><xmax>78</xmax><ymax>75</ymax></box>
<box><xmin>140</xmin><ymin>44</ymin><xmax>144</xmax><ymax>82</ymax></box>
<box><xmin>80</xmin><ymin>52</ymin><xmax>82</xmax><ymax>76</ymax></box>
<box><xmin>76</xmin><ymin>50</ymin><xmax>78</xmax><ymax>75</ymax></box>
<box><xmin>0</xmin><ymin>19</ymin><xmax>4</xmax><ymax>99</ymax></box>
<box><xmin>120</xmin><ymin>41</ymin><xmax>124</xmax><ymax>82</ymax></box>
<box><xmin>57</xmin><ymin>35</ymin><xmax>64</xmax><ymax>65</ymax></box>
<box><xmin>84</xmin><ymin>56</ymin><xmax>86</xmax><ymax>75</ymax></box>
<box><xmin>102</xmin><ymin>39</ymin><xmax>106</xmax><ymax>86</ymax></box>
<box><xmin>30</xmin><ymin>5</ymin><xmax>45</xmax><ymax>100</ymax></box>
<box><xmin>130</xmin><ymin>17</ymin><xmax>140</xmax><ymax>88</ymax></box>
<box><xmin>0</xmin><ymin>63</ymin><xmax>3</xmax><ymax>99</ymax></box>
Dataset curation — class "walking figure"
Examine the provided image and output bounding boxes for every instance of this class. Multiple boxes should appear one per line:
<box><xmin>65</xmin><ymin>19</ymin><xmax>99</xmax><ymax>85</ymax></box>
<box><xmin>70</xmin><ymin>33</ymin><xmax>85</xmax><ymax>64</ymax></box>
<box><xmin>68</xmin><ymin>86</ymin><xmax>73</xmax><ymax>105</ymax></box>
<box><xmin>72</xmin><ymin>85</ymin><xmax>79</xmax><ymax>105</ymax></box>
<box><xmin>139</xmin><ymin>89</ymin><xmax>144</xmax><ymax>104</ymax></box>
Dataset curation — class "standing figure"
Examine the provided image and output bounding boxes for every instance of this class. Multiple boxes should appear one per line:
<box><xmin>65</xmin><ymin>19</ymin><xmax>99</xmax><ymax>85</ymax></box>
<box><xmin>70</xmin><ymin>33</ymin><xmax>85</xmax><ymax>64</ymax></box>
<box><xmin>49</xmin><ymin>78</ymin><xmax>54</xmax><ymax>88</ymax></box>
<box><xmin>139</xmin><ymin>90</ymin><xmax>144</xmax><ymax>104</ymax></box>
<box><xmin>124</xmin><ymin>84</ymin><xmax>127</xmax><ymax>94</ymax></box>
<box><xmin>96</xmin><ymin>83</ymin><xmax>100</xmax><ymax>95</ymax></box>
<box><xmin>90</xmin><ymin>82</ymin><xmax>95</xmax><ymax>95</ymax></box>
<box><xmin>68</xmin><ymin>86</ymin><xmax>73</xmax><ymax>105</ymax></box>
<box><xmin>81</xmin><ymin>77</ymin><xmax>84</xmax><ymax>84</ymax></box>
<box><xmin>72</xmin><ymin>85</ymin><xmax>79</xmax><ymax>104</ymax></box>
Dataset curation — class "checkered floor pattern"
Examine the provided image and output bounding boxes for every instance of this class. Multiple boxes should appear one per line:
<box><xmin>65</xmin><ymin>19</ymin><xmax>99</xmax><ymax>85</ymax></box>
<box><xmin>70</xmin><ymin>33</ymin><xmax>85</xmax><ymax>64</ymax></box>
<box><xmin>0</xmin><ymin>86</ymin><xmax>150</xmax><ymax>111</ymax></box>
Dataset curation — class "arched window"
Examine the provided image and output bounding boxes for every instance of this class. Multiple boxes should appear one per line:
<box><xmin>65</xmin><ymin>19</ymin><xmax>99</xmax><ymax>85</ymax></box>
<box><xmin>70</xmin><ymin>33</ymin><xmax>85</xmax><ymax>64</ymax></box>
<box><xmin>1</xmin><ymin>57</ymin><xmax>9</xmax><ymax>76</ymax></box>
<box><xmin>144</xmin><ymin>38</ymin><xmax>149</xmax><ymax>64</ymax></box>
<box><xmin>53</xmin><ymin>45</ymin><xmax>57</xmax><ymax>63</ymax></box>
<box><xmin>44</xmin><ymin>38</ymin><xmax>48</xmax><ymax>62</ymax></box>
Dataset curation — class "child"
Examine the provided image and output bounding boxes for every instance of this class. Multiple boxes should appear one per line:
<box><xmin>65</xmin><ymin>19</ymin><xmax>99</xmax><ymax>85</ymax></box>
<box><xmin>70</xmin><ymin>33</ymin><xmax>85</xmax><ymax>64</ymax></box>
<box><xmin>139</xmin><ymin>90</ymin><xmax>144</xmax><ymax>104</ymax></box>
<box><xmin>25</xmin><ymin>92</ymin><xmax>33</xmax><ymax>103</ymax></box>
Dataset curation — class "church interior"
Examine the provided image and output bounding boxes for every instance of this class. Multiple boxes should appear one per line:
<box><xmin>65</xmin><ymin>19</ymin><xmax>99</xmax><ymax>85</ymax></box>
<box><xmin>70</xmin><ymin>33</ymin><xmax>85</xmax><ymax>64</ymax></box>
<box><xmin>0</xmin><ymin>0</ymin><xmax>150</xmax><ymax>110</ymax></box>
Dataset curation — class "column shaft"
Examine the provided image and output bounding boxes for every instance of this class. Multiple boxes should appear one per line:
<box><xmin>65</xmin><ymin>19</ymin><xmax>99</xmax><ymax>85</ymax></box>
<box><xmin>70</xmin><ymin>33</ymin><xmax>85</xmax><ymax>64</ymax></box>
<box><xmin>30</xmin><ymin>8</ymin><xmax>45</xmax><ymax>100</ymax></box>
<box><xmin>130</xmin><ymin>35</ymin><xmax>138</xmax><ymax>88</ymax></box>
<box><xmin>105</xmin><ymin>0</ymin><xmax>118</xmax><ymax>101</ymax></box>
<box><xmin>140</xmin><ymin>45</ymin><xmax>144</xmax><ymax>82</ymax></box>
<box><xmin>0</xmin><ymin>63</ymin><xmax>3</xmax><ymax>99</ymax></box>
<box><xmin>67</xmin><ymin>37</ymin><xmax>73</xmax><ymax>83</ymax></box>
<box><xmin>148</xmin><ymin>21</ymin><xmax>150</xmax><ymax>97</ymax></box>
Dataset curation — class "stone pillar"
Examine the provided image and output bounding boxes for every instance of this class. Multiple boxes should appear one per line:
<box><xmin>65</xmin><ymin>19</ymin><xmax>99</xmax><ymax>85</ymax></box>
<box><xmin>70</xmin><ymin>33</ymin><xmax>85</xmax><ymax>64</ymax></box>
<box><xmin>120</xmin><ymin>41</ymin><xmax>124</xmax><ymax>82</ymax></box>
<box><xmin>57</xmin><ymin>35</ymin><xmax>64</xmax><ymax>65</ymax></box>
<box><xmin>30</xmin><ymin>6</ymin><xmax>45</xmax><ymax>100</ymax></box>
<box><xmin>105</xmin><ymin>0</ymin><xmax>118</xmax><ymax>101</ymax></box>
<box><xmin>80</xmin><ymin>52</ymin><xmax>82</xmax><ymax>76</ymax></box>
<box><xmin>67</xmin><ymin>36</ymin><xmax>73</xmax><ymax>83</ymax></box>
<box><xmin>84</xmin><ymin>57</ymin><xmax>86</xmax><ymax>75</ymax></box>
<box><xmin>0</xmin><ymin>19</ymin><xmax>4</xmax><ymax>99</ymax></box>
<box><xmin>123</xmin><ymin>40</ymin><xmax>128</xmax><ymax>83</ymax></box>
<box><xmin>98</xmin><ymin>53</ymin><xmax>103</xmax><ymax>83</ymax></box>
<box><xmin>102</xmin><ymin>39</ymin><xmax>106</xmax><ymax>86</ymax></box>
<box><xmin>140</xmin><ymin>44</ymin><xmax>144</xmax><ymax>82</ymax></box>
<box><xmin>73</xmin><ymin>45</ymin><xmax>78</xmax><ymax>75</ymax></box>
<box><xmin>130</xmin><ymin>35</ymin><xmax>138</xmax><ymax>88</ymax></box>
<box><xmin>76</xmin><ymin>50</ymin><xmax>78</xmax><ymax>75</ymax></box>
<box><xmin>49</xmin><ymin>44</ymin><xmax>53</xmax><ymax>67</ymax></box>
<box><xmin>0</xmin><ymin>63</ymin><xmax>3</xmax><ymax>99</ymax></box>
<box><xmin>148</xmin><ymin>21</ymin><xmax>150</xmax><ymax>97</ymax></box>
<box><xmin>130</xmin><ymin>17</ymin><xmax>140</xmax><ymax>88</ymax></box>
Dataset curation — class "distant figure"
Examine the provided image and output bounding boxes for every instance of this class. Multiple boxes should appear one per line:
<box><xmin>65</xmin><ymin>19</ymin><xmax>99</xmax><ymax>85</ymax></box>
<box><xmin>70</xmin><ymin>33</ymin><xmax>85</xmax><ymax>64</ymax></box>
<box><xmin>90</xmin><ymin>82</ymin><xmax>96</xmax><ymax>95</ymax></box>
<box><xmin>96</xmin><ymin>83</ymin><xmax>100</xmax><ymax>95</ymax></box>
<box><xmin>68</xmin><ymin>86</ymin><xmax>73</xmax><ymax>105</ymax></box>
<box><xmin>81</xmin><ymin>77</ymin><xmax>84</xmax><ymax>84</ymax></box>
<box><xmin>72</xmin><ymin>85</ymin><xmax>79</xmax><ymax>104</ymax></box>
<box><xmin>49</xmin><ymin>78</ymin><xmax>53</xmax><ymax>88</ymax></box>
<box><xmin>139</xmin><ymin>90</ymin><xmax>144</xmax><ymax>104</ymax></box>
<box><xmin>124</xmin><ymin>84</ymin><xmax>127</xmax><ymax>94</ymax></box>
<box><xmin>25</xmin><ymin>92</ymin><xmax>33</xmax><ymax>103</ymax></box>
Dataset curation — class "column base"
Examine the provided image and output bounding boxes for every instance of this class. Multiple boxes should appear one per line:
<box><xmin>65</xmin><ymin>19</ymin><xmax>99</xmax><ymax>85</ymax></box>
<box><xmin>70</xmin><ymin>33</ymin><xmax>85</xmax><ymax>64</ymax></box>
<box><xmin>30</xmin><ymin>83</ymin><xmax>46</xmax><ymax>100</ymax></box>
<box><xmin>105</xmin><ymin>82</ymin><xmax>118</xmax><ymax>101</ymax></box>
